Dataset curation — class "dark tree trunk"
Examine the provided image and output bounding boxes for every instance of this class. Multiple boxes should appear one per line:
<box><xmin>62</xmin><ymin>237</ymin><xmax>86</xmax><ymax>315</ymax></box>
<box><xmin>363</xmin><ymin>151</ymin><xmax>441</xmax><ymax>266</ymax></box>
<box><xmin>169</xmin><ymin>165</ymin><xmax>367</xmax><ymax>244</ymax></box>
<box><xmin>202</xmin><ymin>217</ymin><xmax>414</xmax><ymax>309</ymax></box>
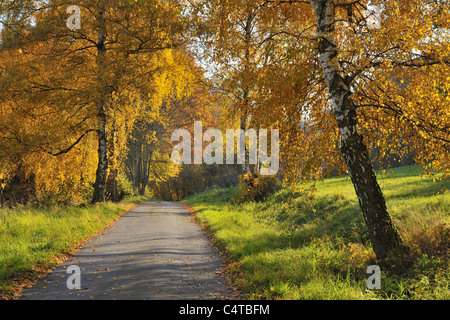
<box><xmin>106</xmin><ymin>120</ymin><xmax>119</xmax><ymax>202</ymax></box>
<box><xmin>240</xmin><ymin>114</ymin><xmax>251</xmax><ymax>175</ymax></box>
<box><xmin>92</xmin><ymin>2</ymin><xmax>108</xmax><ymax>204</ymax></box>
<box><xmin>92</xmin><ymin>101</ymin><xmax>108</xmax><ymax>203</ymax></box>
<box><xmin>310</xmin><ymin>0</ymin><xmax>407</xmax><ymax>261</ymax></box>
<box><xmin>336</xmin><ymin>93</ymin><xmax>406</xmax><ymax>261</ymax></box>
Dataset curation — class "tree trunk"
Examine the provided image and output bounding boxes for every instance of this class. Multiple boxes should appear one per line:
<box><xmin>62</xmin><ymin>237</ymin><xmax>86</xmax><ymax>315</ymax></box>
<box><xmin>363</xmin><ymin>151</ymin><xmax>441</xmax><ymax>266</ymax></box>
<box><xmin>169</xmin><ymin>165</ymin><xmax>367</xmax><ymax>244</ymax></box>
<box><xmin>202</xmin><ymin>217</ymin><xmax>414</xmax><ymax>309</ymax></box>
<box><xmin>92</xmin><ymin>104</ymin><xmax>108</xmax><ymax>203</ymax></box>
<box><xmin>240</xmin><ymin>13</ymin><xmax>253</xmax><ymax>177</ymax></box>
<box><xmin>139</xmin><ymin>149</ymin><xmax>153</xmax><ymax>196</ymax></box>
<box><xmin>310</xmin><ymin>0</ymin><xmax>407</xmax><ymax>261</ymax></box>
<box><xmin>92</xmin><ymin>2</ymin><xmax>108</xmax><ymax>204</ymax></box>
<box><xmin>240</xmin><ymin>114</ymin><xmax>251</xmax><ymax>175</ymax></box>
<box><xmin>106</xmin><ymin>120</ymin><xmax>118</xmax><ymax>202</ymax></box>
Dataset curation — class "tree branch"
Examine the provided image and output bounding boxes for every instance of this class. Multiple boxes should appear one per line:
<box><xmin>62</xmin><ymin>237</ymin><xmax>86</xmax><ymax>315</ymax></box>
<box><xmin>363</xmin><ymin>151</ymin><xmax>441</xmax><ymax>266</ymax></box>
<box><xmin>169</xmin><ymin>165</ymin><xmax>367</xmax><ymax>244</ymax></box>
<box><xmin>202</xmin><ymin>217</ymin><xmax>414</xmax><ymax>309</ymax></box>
<box><xmin>45</xmin><ymin>129</ymin><xmax>97</xmax><ymax>156</ymax></box>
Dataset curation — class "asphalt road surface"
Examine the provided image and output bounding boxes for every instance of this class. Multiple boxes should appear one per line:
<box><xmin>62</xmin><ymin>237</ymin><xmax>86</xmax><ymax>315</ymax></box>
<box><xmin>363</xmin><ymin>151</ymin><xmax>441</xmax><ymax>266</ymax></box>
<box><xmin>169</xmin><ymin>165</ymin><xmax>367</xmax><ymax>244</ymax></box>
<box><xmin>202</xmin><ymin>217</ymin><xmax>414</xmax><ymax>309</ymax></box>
<box><xmin>20</xmin><ymin>201</ymin><xmax>231</xmax><ymax>300</ymax></box>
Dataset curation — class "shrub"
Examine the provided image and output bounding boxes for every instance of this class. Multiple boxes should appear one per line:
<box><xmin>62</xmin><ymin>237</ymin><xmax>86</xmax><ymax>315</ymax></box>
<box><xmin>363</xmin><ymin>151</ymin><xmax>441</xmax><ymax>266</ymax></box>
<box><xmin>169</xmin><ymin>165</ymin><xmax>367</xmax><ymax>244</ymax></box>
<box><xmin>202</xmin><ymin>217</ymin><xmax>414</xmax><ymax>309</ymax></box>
<box><xmin>234</xmin><ymin>172</ymin><xmax>281</xmax><ymax>203</ymax></box>
<box><xmin>152</xmin><ymin>165</ymin><xmax>205</xmax><ymax>201</ymax></box>
<box><xmin>117</xmin><ymin>174</ymin><xmax>134</xmax><ymax>199</ymax></box>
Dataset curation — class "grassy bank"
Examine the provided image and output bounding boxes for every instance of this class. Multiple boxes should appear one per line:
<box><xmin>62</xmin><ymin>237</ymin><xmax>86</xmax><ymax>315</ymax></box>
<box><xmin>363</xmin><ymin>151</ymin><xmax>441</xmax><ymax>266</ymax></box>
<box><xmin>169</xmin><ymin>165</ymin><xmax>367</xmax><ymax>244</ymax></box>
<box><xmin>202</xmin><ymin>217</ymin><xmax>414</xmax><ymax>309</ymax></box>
<box><xmin>185</xmin><ymin>166</ymin><xmax>449</xmax><ymax>299</ymax></box>
<box><xmin>0</xmin><ymin>196</ymin><xmax>148</xmax><ymax>299</ymax></box>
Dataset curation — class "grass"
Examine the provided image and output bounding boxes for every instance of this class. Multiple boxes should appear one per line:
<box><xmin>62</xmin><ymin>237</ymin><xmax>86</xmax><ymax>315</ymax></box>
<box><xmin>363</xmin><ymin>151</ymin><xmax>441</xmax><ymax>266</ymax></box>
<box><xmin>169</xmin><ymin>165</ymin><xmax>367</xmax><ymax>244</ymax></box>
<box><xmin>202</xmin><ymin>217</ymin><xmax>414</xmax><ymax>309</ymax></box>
<box><xmin>185</xmin><ymin>166</ymin><xmax>450</xmax><ymax>300</ymax></box>
<box><xmin>0</xmin><ymin>195</ymin><xmax>149</xmax><ymax>299</ymax></box>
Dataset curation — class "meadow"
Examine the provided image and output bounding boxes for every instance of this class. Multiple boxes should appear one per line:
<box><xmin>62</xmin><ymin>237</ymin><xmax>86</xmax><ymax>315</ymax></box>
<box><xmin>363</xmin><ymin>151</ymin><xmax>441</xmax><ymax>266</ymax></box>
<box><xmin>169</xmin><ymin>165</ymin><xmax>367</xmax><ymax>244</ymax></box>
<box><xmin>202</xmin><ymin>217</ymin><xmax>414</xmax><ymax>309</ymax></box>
<box><xmin>185</xmin><ymin>166</ymin><xmax>449</xmax><ymax>299</ymax></box>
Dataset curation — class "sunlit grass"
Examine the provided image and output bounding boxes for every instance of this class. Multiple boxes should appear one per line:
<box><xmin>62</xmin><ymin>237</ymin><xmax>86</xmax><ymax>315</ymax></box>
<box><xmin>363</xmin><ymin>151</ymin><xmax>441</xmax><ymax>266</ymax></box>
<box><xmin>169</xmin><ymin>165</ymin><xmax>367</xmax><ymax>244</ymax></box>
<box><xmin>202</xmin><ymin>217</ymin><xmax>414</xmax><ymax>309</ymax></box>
<box><xmin>0</xmin><ymin>195</ymin><xmax>148</xmax><ymax>298</ymax></box>
<box><xmin>186</xmin><ymin>166</ymin><xmax>449</xmax><ymax>299</ymax></box>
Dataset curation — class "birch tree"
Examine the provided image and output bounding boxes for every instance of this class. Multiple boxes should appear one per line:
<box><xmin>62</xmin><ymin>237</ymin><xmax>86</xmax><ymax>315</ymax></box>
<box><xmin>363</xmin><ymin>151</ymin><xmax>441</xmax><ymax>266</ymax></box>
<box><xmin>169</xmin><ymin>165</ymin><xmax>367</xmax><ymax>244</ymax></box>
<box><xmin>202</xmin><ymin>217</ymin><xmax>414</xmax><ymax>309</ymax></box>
<box><xmin>198</xmin><ymin>0</ymin><xmax>449</xmax><ymax>261</ymax></box>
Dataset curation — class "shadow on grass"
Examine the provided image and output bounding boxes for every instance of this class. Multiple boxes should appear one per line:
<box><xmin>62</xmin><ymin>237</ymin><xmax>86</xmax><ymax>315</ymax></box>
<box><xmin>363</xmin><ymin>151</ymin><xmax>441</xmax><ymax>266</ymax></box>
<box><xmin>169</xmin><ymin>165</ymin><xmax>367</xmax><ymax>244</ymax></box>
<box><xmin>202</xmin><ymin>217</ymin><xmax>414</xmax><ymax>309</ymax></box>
<box><xmin>192</xmin><ymin>191</ymin><xmax>369</xmax><ymax>261</ymax></box>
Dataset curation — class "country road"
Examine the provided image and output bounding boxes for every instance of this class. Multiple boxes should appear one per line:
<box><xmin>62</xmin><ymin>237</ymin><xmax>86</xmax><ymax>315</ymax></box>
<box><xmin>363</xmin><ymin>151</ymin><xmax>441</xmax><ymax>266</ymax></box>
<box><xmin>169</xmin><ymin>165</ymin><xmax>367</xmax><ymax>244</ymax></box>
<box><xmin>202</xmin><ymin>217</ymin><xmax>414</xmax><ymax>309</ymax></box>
<box><xmin>20</xmin><ymin>201</ymin><xmax>231</xmax><ymax>300</ymax></box>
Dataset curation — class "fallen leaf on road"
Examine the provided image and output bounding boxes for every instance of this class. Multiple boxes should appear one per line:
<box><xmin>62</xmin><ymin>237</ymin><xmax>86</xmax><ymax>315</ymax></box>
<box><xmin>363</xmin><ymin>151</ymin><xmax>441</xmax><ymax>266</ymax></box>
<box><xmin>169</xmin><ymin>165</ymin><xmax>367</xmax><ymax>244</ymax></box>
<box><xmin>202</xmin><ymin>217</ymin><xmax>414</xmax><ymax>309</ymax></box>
<box><xmin>156</xmin><ymin>290</ymin><xmax>161</xmax><ymax>293</ymax></box>
<box><xmin>130</xmin><ymin>255</ymin><xmax>134</xmax><ymax>258</ymax></box>
<box><xmin>97</xmin><ymin>276</ymin><xmax>103</xmax><ymax>279</ymax></box>
<box><xmin>104</xmin><ymin>267</ymin><xmax>109</xmax><ymax>271</ymax></box>
<box><xmin>185</xmin><ymin>256</ymin><xmax>189</xmax><ymax>259</ymax></box>
<box><xmin>168</xmin><ymin>259</ymin><xmax>172</xmax><ymax>262</ymax></box>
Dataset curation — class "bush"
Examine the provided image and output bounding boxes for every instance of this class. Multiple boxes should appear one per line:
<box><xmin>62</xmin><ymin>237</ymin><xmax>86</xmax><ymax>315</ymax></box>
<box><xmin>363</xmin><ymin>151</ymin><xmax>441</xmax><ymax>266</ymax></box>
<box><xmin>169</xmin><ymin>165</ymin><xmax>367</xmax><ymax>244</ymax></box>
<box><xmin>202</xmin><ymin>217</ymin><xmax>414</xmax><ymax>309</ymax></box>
<box><xmin>152</xmin><ymin>165</ymin><xmax>205</xmax><ymax>201</ymax></box>
<box><xmin>150</xmin><ymin>164</ymin><xmax>242</xmax><ymax>201</ymax></box>
<box><xmin>234</xmin><ymin>172</ymin><xmax>281</xmax><ymax>203</ymax></box>
<box><xmin>117</xmin><ymin>174</ymin><xmax>134</xmax><ymax>199</ymax></box>
<box><xmin>105</xmin><ymin>174</ymin><xmax>134</xmax><ymax>202</ymax></box>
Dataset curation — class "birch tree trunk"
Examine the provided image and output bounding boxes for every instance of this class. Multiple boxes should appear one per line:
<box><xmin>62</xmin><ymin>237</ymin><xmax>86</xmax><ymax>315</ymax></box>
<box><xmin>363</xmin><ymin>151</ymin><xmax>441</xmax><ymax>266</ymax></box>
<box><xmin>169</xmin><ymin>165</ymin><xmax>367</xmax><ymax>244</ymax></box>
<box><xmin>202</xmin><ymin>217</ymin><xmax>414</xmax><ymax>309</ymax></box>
<box><xmin>309</xmin><ymin>0</ymin><xmax>407</xmax><ymax>261</ymax></box>
<box><xmin>92</xmin><ymin>2</ymin><xmax>108</xmax><ymax>204</ymax></box>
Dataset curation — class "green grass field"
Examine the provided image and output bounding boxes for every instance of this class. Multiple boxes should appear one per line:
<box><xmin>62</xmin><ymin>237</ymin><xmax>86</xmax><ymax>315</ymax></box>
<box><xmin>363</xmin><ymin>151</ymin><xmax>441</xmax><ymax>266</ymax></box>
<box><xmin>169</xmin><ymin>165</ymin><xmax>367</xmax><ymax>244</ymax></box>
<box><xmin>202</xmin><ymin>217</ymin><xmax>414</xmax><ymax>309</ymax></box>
<box><xmin>185</xmin><ymin>166</ymin><xmax>450</xmax><ymax>299</ymax></box>
<box><xmin>0</xmin><ymin>196</ymin><xmax>148</xmax><ymax>299</ymax></box>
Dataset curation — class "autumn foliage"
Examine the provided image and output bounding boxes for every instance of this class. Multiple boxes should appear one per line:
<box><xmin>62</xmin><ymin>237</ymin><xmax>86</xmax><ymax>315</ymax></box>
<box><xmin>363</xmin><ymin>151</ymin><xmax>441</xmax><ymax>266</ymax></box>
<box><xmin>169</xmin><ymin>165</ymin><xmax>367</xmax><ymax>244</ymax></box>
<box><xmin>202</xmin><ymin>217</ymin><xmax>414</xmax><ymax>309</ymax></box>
<box><xmin>0</xmin><ymin>1</ymin><xmax>211</xmax><ymax>205</ymax></box>
<box><xmin>0</xmin><ymin>0</ymin><xmax>449</xmax><ymax>262</ymax></box>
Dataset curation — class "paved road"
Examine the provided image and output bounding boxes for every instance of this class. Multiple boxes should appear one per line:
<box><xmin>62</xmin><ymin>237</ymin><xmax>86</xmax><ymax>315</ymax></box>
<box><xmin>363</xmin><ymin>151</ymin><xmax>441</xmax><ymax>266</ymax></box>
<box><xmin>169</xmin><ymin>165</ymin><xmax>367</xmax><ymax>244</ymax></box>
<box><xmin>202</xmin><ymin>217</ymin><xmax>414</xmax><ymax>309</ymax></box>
<box><xmin>20</xmin><ymin>201</ymin><xmax>230</xmax><ymax>300</ymax></box>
